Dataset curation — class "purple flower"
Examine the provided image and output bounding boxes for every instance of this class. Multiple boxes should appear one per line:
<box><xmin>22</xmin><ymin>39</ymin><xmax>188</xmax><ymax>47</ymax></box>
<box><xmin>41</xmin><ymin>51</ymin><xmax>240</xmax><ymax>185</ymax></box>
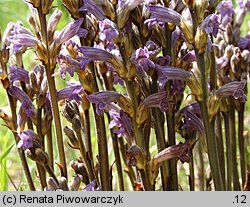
<box><xmin>8</xmin><ymin>86</ymin><xmax>31</xmax><ymax>102</ymax></box>
<box><xmin>214</xmin><ymin>80</ymin><xmax>247</xmax><ymax>102</ymax></box>
<box><xmin>217</xmin><ymin>1</ymin><xmax>234</xmax><ymax>17</ymax></box>
<box><xmin>109</xmin><ymin>108</ymin><xmax>134</xmax><ymax>145</ymax></box>
<box><xmin>17</xmin><ymin>129</ymin><xmax>38</xmax><ymax>150</ymax></box>
<box><xmin>88</xmin><ymin>91</ymin><xmax>121</xmax><ymax>115</ymax></box>
<box><xmin>201</xmin><ymin>14</ymin><xmax>221</xmax><ymax>37</ymax></box>
<box><xmin>182</xmin><ymin>50</ymin><xmax>196</xmax><ymax>63</ymax></box>
<box><xmin>82</xmin><ymin>180</ymin><xmax>99</xmax><ymax>191</ymax></box>
<box><xmin>155</xmin><ymin>65</ymin><xmax>192</xmax><ymax>89</ymax></box>
<box><xmin>99</xmin><ymin>19</ymin><xmax>119</xmax><ymax>42</ymax></box>
<box><xmin>9</xmin><ymin>65</ymin><xmax>29</xmax><ymax>84</ymax></box>
<box><xmin>238</xmin><ymin>35</ymin><xmax>250</xmax><ymax>50</ymax></box>
<box><xmin>56</xmin><ymin>54</ymin><xmax>81</xmax><ymax>79</ymax></box>
<box><xmin>56</xmin><ymin>18</ymin><xmax>87</xmax><ymax>45</ymax></box>
<box><xmin>148</xmin><ymin>5</ymin><xmax>182</xmax><ymax>27</ymax></box>
<box><xmin>7</xmin><ymin>34</ymin><xmax>39</xmax><ymax>52</ymax></box>
<box><xmin>216</xmin><ymin>57</ymin><xmax>228</xmax><ymax>70</ymax></box>
<box><xmin>77</xmin><ymin>46</ymin><xmax>125</xmax><ymax>76</ymax></box>
<box><xmin>142</xmin><ymin>92</ymin><xmax>169</xmax><ymax>112</ymax></box>
<box><xmin>131</xmin><ymin>47</ymin><xmax>155</xmax><ymax>74</ymax></box>
<box><xmin>171</xmin><ymin>80</ymin><xmax>185</xmax><ymax>95</ymax></box>
<box><xmin>79</xmin><ymin>0</ymin><xmax>105</xmax><ymax>21</ymax></box>
<box><xmin>57</xmin><ymin>82</ymin><xmax>85</xmax><ymax>102</ymax></box>
<box><xmin>17</xmin><ymin>99</ymin><xmax>36</xmax><ymax>131</ymax></box>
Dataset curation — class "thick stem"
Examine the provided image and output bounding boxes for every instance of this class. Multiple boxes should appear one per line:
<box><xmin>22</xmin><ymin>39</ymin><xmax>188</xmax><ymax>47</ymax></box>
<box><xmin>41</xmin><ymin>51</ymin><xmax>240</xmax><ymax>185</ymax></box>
<box><xmin>238</xmin><ymin>103</ymin><xmax>246</xmax><ymax>187</ymax></box>
<box><xmin>229</xmin><ymin>108</ymin><xmax>241</xmax><ymax>190</ymax></box>
<box><xmin>37</xmin><ymin>7</ymin><xmax>67</xmax><ymax>178</ymax></box>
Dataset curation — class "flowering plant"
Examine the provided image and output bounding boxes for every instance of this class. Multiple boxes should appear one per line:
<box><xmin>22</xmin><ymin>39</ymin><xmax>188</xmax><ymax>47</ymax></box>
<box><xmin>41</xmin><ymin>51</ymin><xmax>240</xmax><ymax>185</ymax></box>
<box><xmin>0</xmin><ymin>0</ymin><xmax>250</xmax><ymax>191</ymax></box>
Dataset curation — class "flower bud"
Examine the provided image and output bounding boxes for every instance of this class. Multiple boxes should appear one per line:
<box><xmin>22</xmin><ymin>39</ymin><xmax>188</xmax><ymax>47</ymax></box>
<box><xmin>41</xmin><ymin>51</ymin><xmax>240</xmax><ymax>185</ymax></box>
<box><xmin>136</xmin><ymin>103</ymin><xmax>150</xmax><ymax>125</ymax></box>
<box><xmin>41</xmin><ymin>0</ymin><xmax>53</xmax><ymax>14</ymax></box>
<box><xmin>59</xmin><ymin>177</ymin><xmax>69</xmax><ymax>191</ymax></box>
<box><xmin>64</xmin><ymin>126</ymin><xmax>79</xmax><ymax>149</ymax></box>
<box><xmin>70</xmin><ymin>174</ymin><xmax>83</xmax><ymax>191</ymax></box>
<box><xmin>195</xmin><ymin>26</ymin><xmax>207</xmax><ymax>54</ymax></box>
<box><xmin>194</xmin><ymin>0</ymin><xmax>208</xmax><ymax>24</ymax></box>
<box><xmin>47</xmin><ymin>9</ymin><xmax>62</xmax><ymax>44</ymax></box>
<box><xmin>182</xmin><ymin>0</ymin><xmax>195</xmax><ymax>8</ymax></box>
<box><xmin>62</xmin><ymin>0</ymin><xmax>81</xmax><ymax>19</ymax></box>
<box><xmin>72</xmin><ymin>115</ymin><xmax>82</xmax><ymax>133</ymax></box>
<box><xmin>46</xmin><ymin>177</ymin><xmax>59</xmax><ymax>191</ymax></box>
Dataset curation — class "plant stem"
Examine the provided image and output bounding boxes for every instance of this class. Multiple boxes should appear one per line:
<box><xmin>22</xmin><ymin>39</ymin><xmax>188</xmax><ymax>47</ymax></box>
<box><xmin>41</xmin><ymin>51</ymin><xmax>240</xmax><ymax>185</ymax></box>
<box><xmin>46</xmin><ymin>127</ymin><xmax>54</xmax><ymax>170</ymax></box>
<box><xmin>83</xmin><ymin>110</ymin><xmax>93</xmax><ymax>161</ymax></box>
<box><xmin>188</xmin><ymin>148</ymin><xmax>195</xmax><ymax>191</ymax></box>
<box><xmin>44</xmin><ymin>164</ymin><xmax>59</xmax><ymax>185</ymax></box>
<box><xmin>229</xmin><ymin>108</ymin><xmax>241</xmax><ymax>190</ymax></box>
<box><xmin>75</xmin><ymin>131</ymin><xmax>95</xmax><ymax>182</ymax></box>
<box><xmin>215</xmin><ymin>113</ymin><xmax>226</xmax><ymax>187</ymax></box>
<box><xmin>125</xmin><ymin>79</ymin><xmax>152</xmax><ymax>190</ymax></box>
<box><xmin>223</xmin><ymin>112</ymin><xmax>232</xmax><ymax>190</ymax></box>
<box><xmin>197</xmin><ymin>138</ymin><xmax>204</xmax><ymax>191</ymax></box>
<box><xmin>37</xmin><ymin>6</ymin><xmax>67</xmax><ymax>178</ymax></box>
<box><xmin>190</xmin><ymin>7</ymin><xmax>224</xmax><ymax>190</ymax></box>
<box><xmin>150</xmin><ymin>80</ymin><xmax>169</xmax><ymax>190</ymax></box>
<box><xmin>118</xmin><ymin>138</ymin><xmax>136</xmax><ymax>188</ymax></box>
<box><xmin>196</xmin><ymin>52</ymin><xmax>224</xmax><ymax>190</ymax></box>
<box><xmin>238</xmin><ymin>103</ymin><xmax>246</xmax><ymax>187</ymax></box>
<box><xmin>0</xmin><ymin>58</ymin><xmax>35</xmax><ymax>190</ymax></box>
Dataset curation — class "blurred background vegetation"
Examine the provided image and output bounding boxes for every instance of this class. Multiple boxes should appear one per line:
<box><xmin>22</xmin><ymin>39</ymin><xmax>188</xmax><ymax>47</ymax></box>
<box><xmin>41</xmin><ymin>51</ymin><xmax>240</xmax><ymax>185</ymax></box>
<box><xmin>0</xmin><ymin>0</ymin><xmax>249</xmax><ymax>191</ymax></box>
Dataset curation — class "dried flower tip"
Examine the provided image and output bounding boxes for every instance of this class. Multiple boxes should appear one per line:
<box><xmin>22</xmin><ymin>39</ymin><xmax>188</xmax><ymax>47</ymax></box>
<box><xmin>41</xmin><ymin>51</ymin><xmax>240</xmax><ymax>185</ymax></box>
<box><xmin>24</xmin><ymin>0</ymin><xmax>40</xmax><ymax>8</ymax></box>
<box><xmin>40</xmin><ymin>0</ymin><xmax>54</xmax><ymax>14</ymax></box>
<box><xmin>62</xmin><ymin>0</ymin><xmax>81</xmax><ymax>19</ymax></box>
<box><xmin>194</xmin><ymin>0</ymin><xmax>209</xmax><ymax>24</ymax></box>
